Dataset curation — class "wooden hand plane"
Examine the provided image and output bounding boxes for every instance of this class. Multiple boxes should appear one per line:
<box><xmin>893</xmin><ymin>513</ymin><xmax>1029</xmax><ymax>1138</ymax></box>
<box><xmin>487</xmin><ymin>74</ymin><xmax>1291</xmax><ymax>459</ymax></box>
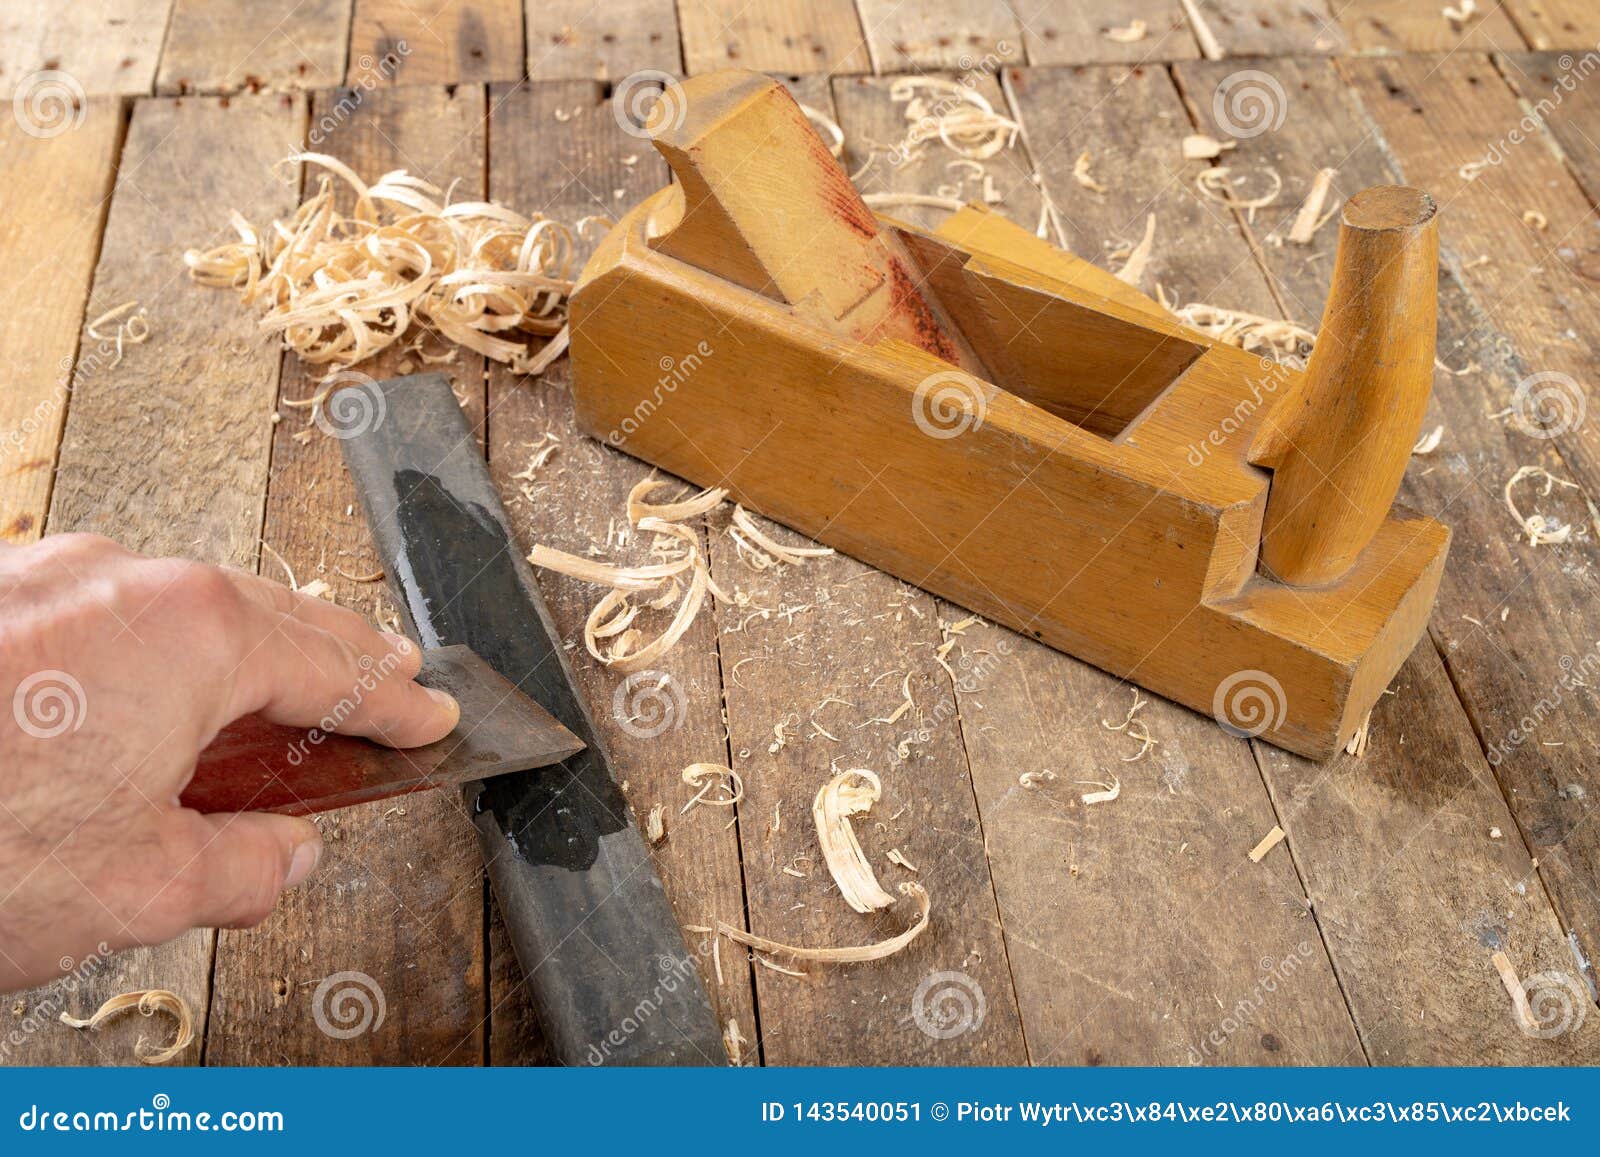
<box><xmin>568</xmin><ymin>69</ymin><xmax>1449</xmax><ymax>760</ymax></box>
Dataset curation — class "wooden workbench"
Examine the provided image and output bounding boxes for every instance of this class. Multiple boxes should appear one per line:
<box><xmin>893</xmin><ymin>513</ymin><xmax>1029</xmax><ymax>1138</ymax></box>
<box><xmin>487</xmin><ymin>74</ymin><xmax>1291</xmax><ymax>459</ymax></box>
<box><xmin>3</xmin><ymin>0</ymin><xmax>1600</xmax><ymax>1066</ymax></box>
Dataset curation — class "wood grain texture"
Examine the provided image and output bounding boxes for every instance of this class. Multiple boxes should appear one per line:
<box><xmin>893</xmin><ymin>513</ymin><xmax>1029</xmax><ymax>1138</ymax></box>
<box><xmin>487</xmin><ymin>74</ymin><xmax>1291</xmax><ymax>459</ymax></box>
<box><xmin>206</xmin><ymin>85</ymin><xmax>491</xmax><ymax>1066</ymax></box>
<box><xmin>1009</xmin><ymin>0</ymin><xmax>1200</xmax><ymax>65</ymax></box>
<box><xmin>854</xmin><ymin>0</ymin><xmax>1023</xmax><ymax>71</ymax></box>
<box><xmin>1341</xmin><ymin>48</ymin><xmax>1600</xmax><ymax>1013</ymax></box>
<box><xmin>0</xmin><ymin>0</ymin><xmax>172</xmax><ymax>99</ymax></box>
<box><xmin>481</xmin><ymin>78</ymin><xmax>757</xmax><ymax>1066</ymax></box>
<box><xmin>677</xmin><ymin>0</ymin><xmax>871</xmax><ymax>75</ymax></box>
<box><xmin>1506</xmin><ymin>0</ymin><xmax>1600</xmax><ymax>48</ymax></box>
<box><xmin>2</xmin><ymin>92</ymin><xmax>304</xmax><ymax>1066</ymax></box>
<box><xmin>526</xmin><ymin>0</ymin><xmax>681</xmax><ymax>80</ymax></box>
<box><xmin>1500</xmin><ymin>52</ymin><xmax>1600</xmax><ymax>206</ymax></box>
<box><xmin>0</xmin><ymin>100</ymin><xmax>120</xmax><ymax>545</ymax></box>
<box><xmin>1341</xmin><ymin>0</ymin><xmax>1524</xmax><ymax>53</ymax></box>
<box><xmin>348</xmin><ymin>0</ymin><xmax>523</xmax><ymax>85</ymax></box>
<box><xmin>1180</xmin><ymin>52</ymin><xmax>1600</xmax><ymax>1062</ymax></box>
<box><xmin>157</xmin><ymin>0</ymin><xmax>352</xmax><ymax>94</ymax></box>
<box><xmin>971</xmin><ymin>61</ymin><xmax>1362</xmax><ymax>1065</ymax></box>
<box><xmin>1182</xmin><ymin>0</ymin><xmax>1346</xmax><ymax>57</ymax></box>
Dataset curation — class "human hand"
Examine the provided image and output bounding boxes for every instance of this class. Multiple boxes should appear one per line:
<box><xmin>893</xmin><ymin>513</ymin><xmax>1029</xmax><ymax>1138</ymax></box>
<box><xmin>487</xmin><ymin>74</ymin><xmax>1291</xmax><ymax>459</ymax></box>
<box><xmin>0</xmin><ymin>533</ymin><xmax>459</xmax><ymax>993</ymax></box>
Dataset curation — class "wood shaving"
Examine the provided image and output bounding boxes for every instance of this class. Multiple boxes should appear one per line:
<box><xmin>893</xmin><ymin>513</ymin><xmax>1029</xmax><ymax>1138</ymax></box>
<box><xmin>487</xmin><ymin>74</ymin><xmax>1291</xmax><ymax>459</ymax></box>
<box><xmin>1157</xmin><ymin>285</ymin><xmax>1316</xmax><ymax>362</ymax></box>
<box><xmin>729</xmin><ymin>505</ymin><xmax>835</xmax><ymax>567</ymax></box>
<box><xmin>1491</xmin><ymin>949</ymin><xmax>1539</xmax><ymax>1033</ymax></box>
<box><xmin>1019</xmin><ymin>770</ymin><xmax>1057</xmax><ymax>787</ymax></box>
<box><xmin>680</xmin><ymin>763</ymin><xmax>744</xmax><ymax>814</ymax></box>
<box><xmin>185</xmin><ymin>156</ymin><xmax>595</xmax><ymax>373</ymax></box>
<box><xmin>1179</xmin><ymin>0</ymin><xmax>1224</xmax><ymax>58</ymax></box>
<box><xmin>297</xmin><ymin>577</ymin><xmax>334</xmax><ymax>601</ymax></box>
<box><xmin>1442</xmin><ymin>0</ymin><xmax>1478</xmax><ymax>27</ymax></box>
<box><xmin>86</xmin><ymin>300</ymin><xmax>151</xmax><ymax>366</ymax></box>
<box><xmin>1345</xmin><ymin>710</ymin><xmax>1372</xmax><ymax>758</ymax></box>
<box><xmin>59</xmin><ymin>989</ymin><xmax>194</xmax><ymax>1064</ymax></box>
<box><xmin>755</xmin><ymin>955</ymin><xmax>807</xmax><ymax>977</ymax></box>
<box><xmin>887</xmin><ymin>848</ymin><xmax>919</xmax><ymax>873</ymax></box>
<box><xmin>1412</xmin><ymin>425</ymin><xmax>1444</xmax><ymax>454</ymax></box>
<box><xmin>863</xmin><ymin>192</ymin><xmax>966</xmax><ymax>214</ymax></box>
<box><xmin>712</xmin><ymin>881</ymin><xmax>931</xmax><ymax>963</ymax></box>
<box><xmin>1248</xmin><ymin>825</ymin><xmax>1286</xmax><ymax>863</ymax></box>
<box><xmin>1288</xmin><ymin>168</ymin><xmax>1339</xmax><ymax>245</ymax></box>
<box><xmin>1196</xmin><ymin>166</ymin><xmax>1283</xmax><ymax>219</ymax></box>
<box><xmin>645</xmin><ymin>804</ymin><xmax>667</xmax><ymax>844</ymax></box>
<box><xmin>814</xmin><ymin>769</ymin><xmax>897</xmax><ymax>913</ymax></box>
<box><xmin>800</xmin><ymin>104</ymin><xmax>844</xmax><ymax>159</ymax></box>
<box><xmin>627</xmin><ymin>478</ymin><xmax>728</xmax><ymax>525</ymax></box>
<box><xmin>1114</xmin><ymin>214</ymin><xmax>1156</xmax><ymax>288</ymax></box>
<box><xmin>1105</xmin><ymin>18</ymin><xmax>1148</xmax><ymax>42</ymax></box>
<box><xmin>1522</xmin><ymin>209</ymin><xmax>1548</xmax><ymax>231</ymax></box>
<box><xmin>888</xmin><ymin>76</ymin><xmax>1020</xmax><ymax>162</ymax></box>
<box><xmin>1182</xmin><ymin>134</ymin><xmax>1234</xmax><ymax>161</ymax></box>
<box><xmin>1079</xmin><ymin>774</ymin><xmax>1122</xmax><ymax>806</ymax></box>
<box><xmin>1458</xmin><ymin>159</ymin><xmax>1490</xmax><ymax>182</ymax></box>
<box><xmin>723</xmin><ymin>1017</ymin><xmax>749</xmax><ymax>1064</ymax></box>
<box><xmin>1073</xmin><ymin>150</ymin><xmax>1107</xmax><ymax>194</ymax></box>
<box><xmin>1503</xmin><ymin>466</ymin><xmax>1581</xmax><ymax>547</ymax></box>
<box><xmin>1101</xmin><ymin>688</ymin><xmax>1158</xmax><ymax>762</ymax></box>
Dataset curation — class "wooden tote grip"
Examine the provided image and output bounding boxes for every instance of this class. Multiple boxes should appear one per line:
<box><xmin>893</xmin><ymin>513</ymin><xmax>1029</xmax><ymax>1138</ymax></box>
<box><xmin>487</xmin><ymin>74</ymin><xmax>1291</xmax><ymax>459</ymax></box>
<box><xmin>1257</xmin><ymin>185</ymin><xmax>1439</xmax><ymax>587</ymax></box>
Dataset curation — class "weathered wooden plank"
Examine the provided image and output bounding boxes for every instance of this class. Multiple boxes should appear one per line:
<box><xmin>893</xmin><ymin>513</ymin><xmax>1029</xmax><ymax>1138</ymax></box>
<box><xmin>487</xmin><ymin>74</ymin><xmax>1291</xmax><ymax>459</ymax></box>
<box><xmin>0</xmin><ymin>0</ymin><xmax>172</xmax><ymax>99</ymax></box>
<box><xmin>1501</xmin><ymin>52</ymin><xmax>1600</xmax><ymax>206</ymax></box>
<box><xmin>1341</xmin><ymin>0</ymin><xmax>1524</xmax><ymax>53</ymax></box>
<box><xmin>1181</xmin><ymin>50</ymin><xmax>1600</xmax><ymax>1062</ymax></box>
<box><xmin>985</xmin><ymin>61</ymin><xmax>1362</xmax><ymax>1065</ymax></box>
<box><xmin>1506</xmin><ymin>0</ymin><xmax>1600</xmax><ymax>48</ymax></box>
<box><xmin>677</xmin><ymin>0</ymin><xmax>870</xmax><ymax>76</ymax></box>
<box><xmin>1009</xmin><ymin>0</ymin><xmax>1200</xmax><ymax>64</ymax></box>
<box><xmin>526</xmin><ymin>0</ymin><xmax>682</xmax><ymax>80</ymax></box>
<box><xmin>348</xmin><ymin>0</ymin><xmax>523</xmax><ymax>85</ymax></box>
<box><xmin>1181</xmin><ymin>0</ymin><xmax>1345</xmax><ymax>58</ymax></box>
<box><xmin>1341</xmin><ymin>48</ymin><xmax>1600</xmax><ymax>1019</ymax></box>
<box><xmin>854</xmin><ymin>0</ymin><xmax>1022</xmax><ymax>71</ymax></box>
<box><xmin>206</xmin><ymin>85</ymin><xmax>490</xmax><ymax>1066</ymax></box>
<box><xmin>481</xmin><ymin>78</ymin><xmax>756</xmax><ymax>1066</ymax></box>
<box><xmin>0</xmin><ymin>100</ymin><xmax>120</xmax><ymax>545</ymax></box>
<box><xmin>157</xmin><ymin>0</ymin><xmax>352</xmax><ymax>94</ymax></box>
<box><xmin>1</xmin><ymin>92</ymin><xmax>303</xmax><ymax>1066</ymax></box>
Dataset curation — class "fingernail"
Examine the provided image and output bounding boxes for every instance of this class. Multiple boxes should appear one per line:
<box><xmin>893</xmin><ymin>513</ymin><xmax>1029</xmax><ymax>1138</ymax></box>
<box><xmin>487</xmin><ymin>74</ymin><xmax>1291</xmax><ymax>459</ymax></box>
<box><xmin>285</xmin><ymin>838</ymin><xmax>323</xmax><ymax>889</ymax></box>
<box><xmin>426</xmin><ymin>687</ymin><xmax>460</xmax><ymax>727</ymax></box>
<box><xmin>382</xmin><ymin>631</ymin><xmax>415</xmax><ymax>656</ymax></box>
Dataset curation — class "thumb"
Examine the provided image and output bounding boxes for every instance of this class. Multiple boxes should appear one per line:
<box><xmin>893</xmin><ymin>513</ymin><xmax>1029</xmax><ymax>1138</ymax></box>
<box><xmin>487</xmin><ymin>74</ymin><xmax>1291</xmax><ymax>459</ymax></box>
<box><xmin>169</xmin><ymin>811</ymin><xmax>323</xmax><ymax>930</ymax></box>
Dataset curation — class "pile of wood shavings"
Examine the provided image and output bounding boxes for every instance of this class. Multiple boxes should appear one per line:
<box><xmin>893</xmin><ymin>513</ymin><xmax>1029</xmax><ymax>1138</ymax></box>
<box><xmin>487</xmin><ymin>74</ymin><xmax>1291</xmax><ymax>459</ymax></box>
<box><xmin>184</xmin><ymin>154</ymin><xmax>606</xmax><ymax>375</ymax></box>
<box><xmin>1157</xmin><ymin>284</ymin><xmax>1316</xmax><ymax>363</ymax></box>
<box><xmin>888</xmin><ymin>75</ymin><xmax>1019</xmax><ymax>162</ymax></box>
<box><xmin>59</xmin><ymin>989</ymin><xmax>194</xmax><ymax>1064</ymax></box>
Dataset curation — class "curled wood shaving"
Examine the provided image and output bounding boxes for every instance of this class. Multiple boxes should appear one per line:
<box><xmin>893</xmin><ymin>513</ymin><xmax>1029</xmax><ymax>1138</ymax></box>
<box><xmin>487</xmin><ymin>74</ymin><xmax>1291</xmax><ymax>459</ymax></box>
<box><xmin>1105</xmin><ymin>18</ymin><xmax>1148</xmax><ymax>42</ymax></box>
<box><xmin>1412</xmin><ymin>425</ymin><xmax>1444</xmax><ymax>455</ymax></box>
<box><xmin>1114</xmin><ymin>214</ymin><xmax>1156</xmax><ymax>288</ymax></box>
<box><xmin>1248</xmin><ymin>825</ymin><xmax>1286</xmax><ymax>863</ymax></box>
<box><xmin>1158</xmin><ymin>285</ymin><xmax>1316</xmax><ymax>362</ymax></box>
<box><xmin>1019</xmin><ymin>769</ymin><xmax>1057</xmax><ymax>787</ymax></box>
<box><xmin>185</xmin><ymin>156</ymin><xmax>592</xmax><ymax>373</ymax></box>
<box><xmin>1288</xmin><ymin>168</ymin><xmax>1339</xmax><ymax>245</ymax></box>
<box><xmin>528</xmin><ymin>542</ymin><xmax>692</xmax><ymax>591</ymax></box>
<box><xmin>800</xmin><ymin>104</ymin><xmax>844</xmax><ymax>159</ymax></box>
<box><xmin>1345</xmin><ymin>710</ymin><xmax>1372</xmax><ymax>758</ymax></box>
<box><xmin>1196</xmin><ymin>166</ymin><xmax>1283</xmax><ymax>219</ymax></box>
<box><xmin>1504</xmin><ymin>466</ymin><xmax>1582</xmax><ymax>546</ymax></box>
<box><xmin>645</xmin><ymin>803</ymin><xmax>667</xmax><ymax>844</ymax></box>
<box><xmin>59</xmin><ymin>989</ymin><xmax>194</xmax><ymax>1065</ymax></box>
<box><xmin>729</xmin><ymin>505</ymin><xmax>835</xmax><ymax>566</ymax></box>
<box><xmin>1073</xmin><ymin>150</ymin><xmax>1107</xmax><ymax>194</ymax></box>
<box><xmin>681</xmin><ymin>763</ymin><xmax>744</xmax><ymax>814</ymax></box>
<box><xmin>755</xmin><ymin>955</ymin><xmax>807</xmax><ymax>977</ymax></box>
<box><xmin>627</xmin><ymin>478</ymin><xmax>728</xmax><ymax>525</ymax></box>
<box><xmin>723</xmin><ymin>1017</ymin><xmax>749</xmax><ymax>1064</ymax></box>
<box><xmin>712</xmin><ymin>882</ymin><xmax>931</xmax><ymax>963</ymax></box>
<box><xmin>863</xmin><ymin>192</ymin><xmax>966</xmax><ymax>214</ymax></box>
<box><xmin>888</xmin><ymin>76</ymin><xmax>1020</xmax><ymax>162</ymax></box>
<box><xmin>1079</xmin><ymin>774</ymin><xmax>1122</xmax><ymax>806</ymax></box>
<box><xmin>887</xmin><ymin>848</ymin><xmax>919</xmax><ymax>873</ymax></box>
<box><xmin>814</xmin><ymin>769</ymin><xmax>897</xmax><ymax>913</ymax></box>
<box><xmin>1522</xmin><ymin>209</ymin><xmax>1548</xmax><ymax>231</ymax></box>
<box><xmin>1101</xmin><ymin>688</ymin><xmax>1158</xmax><ymax>762</ymax></box>
<box><xmin>1442</xmin><ymin>0</ymin><xmax>1478</xmax><ymax>27</ymax></box>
